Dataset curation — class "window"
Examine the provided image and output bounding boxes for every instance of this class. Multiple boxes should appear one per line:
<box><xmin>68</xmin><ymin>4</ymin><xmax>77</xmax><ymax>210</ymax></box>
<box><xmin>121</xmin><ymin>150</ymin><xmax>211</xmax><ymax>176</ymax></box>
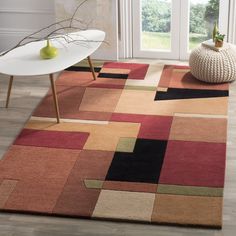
<box><xmin>131</xmin><ymin>0</ymin><xmax>229</xmax><ymax>60</ymax></box>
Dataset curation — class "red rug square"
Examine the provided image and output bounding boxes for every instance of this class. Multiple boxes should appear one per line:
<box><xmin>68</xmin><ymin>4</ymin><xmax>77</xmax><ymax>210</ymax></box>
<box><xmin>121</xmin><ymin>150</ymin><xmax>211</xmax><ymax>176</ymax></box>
<box><xmin>159</xmin><ymin>140</ymin><xmax>226</xmax><ymax>187</ymax></box>
<box><xmin>14</xmin><ymin>129</ymin><xmax>89</xmax><ymax>150</ymax></box>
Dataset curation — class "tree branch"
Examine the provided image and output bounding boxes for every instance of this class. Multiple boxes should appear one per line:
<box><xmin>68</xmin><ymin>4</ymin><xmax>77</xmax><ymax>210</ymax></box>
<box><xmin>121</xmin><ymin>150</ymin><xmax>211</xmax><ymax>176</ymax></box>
<box><xmin>69</xmin><ymin>0</ymin><xmax>89</xmax><ymax>27</ymax></box>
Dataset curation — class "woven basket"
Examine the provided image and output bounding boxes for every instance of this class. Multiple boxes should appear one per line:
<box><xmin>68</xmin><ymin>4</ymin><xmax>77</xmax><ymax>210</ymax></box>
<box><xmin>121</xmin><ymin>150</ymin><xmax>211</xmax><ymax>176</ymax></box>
<box><xmin>189</xmin><ymin>45</ymin><xmax>236</xmax><ymax>83</ymax></box>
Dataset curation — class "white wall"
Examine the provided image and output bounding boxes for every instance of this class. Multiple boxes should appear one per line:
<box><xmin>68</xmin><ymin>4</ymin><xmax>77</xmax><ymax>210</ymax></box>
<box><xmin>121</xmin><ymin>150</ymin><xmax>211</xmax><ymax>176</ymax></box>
<box><xmin>55</xmin><ymin>0</ymin><xmax>119</xmax><ymax>60</ymax></box>
<box><xmin>228</xmin><ymin>0</ymin><xmax>236</xmax><ymax>44</ymax></box>
<box><xmin>0</xmin><ymin>0</ymin><xmax>55</xmax><ymax>52</ymax></box>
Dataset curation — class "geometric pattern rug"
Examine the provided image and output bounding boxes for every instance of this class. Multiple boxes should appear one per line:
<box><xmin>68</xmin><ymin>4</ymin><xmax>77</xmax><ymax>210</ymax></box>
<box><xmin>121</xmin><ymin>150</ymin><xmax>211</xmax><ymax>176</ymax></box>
<box><xmin>0</xmin><ymin>62</ymin><xmax>229</xmax><ymax>228</ymax></box>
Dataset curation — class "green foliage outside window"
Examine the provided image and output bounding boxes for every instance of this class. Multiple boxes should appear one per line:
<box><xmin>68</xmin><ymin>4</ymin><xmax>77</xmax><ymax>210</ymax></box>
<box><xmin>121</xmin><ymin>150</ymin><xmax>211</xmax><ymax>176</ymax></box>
<box><xmin>142</xmin><ymin>0</ymin><xmax>219</xmax><ymax>36</ymax></box>
<box><xmin>142</xmin><ymin>0</ymin><xmax>171</xmax><ymax>33</ymax></box>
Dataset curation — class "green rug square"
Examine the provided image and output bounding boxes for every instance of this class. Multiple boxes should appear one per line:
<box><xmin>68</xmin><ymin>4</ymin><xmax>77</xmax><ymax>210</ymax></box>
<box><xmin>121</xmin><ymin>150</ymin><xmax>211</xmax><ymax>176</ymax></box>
<box><xmin>116</xmin><ymin>137</ymin><xmax>136</xmax><ymax>153</ymax></box>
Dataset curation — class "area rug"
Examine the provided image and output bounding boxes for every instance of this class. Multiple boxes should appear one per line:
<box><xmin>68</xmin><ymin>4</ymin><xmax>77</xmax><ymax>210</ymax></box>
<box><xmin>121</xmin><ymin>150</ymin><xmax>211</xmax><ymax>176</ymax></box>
<box><xmin>0</xmin><ymin>62</ymin><xmax>229</xmax><ymax>228</ymax></box>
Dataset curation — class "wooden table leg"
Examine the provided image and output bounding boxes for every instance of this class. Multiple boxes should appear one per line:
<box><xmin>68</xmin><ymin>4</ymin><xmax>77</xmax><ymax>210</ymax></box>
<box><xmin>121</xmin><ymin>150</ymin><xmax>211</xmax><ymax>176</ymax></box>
<box><xmin>5</xmin><ymin>76</ymin><xmax>14</xmax><ymax>108</ymax></box>
<box><xmin>49</xmin><ymin>74</ymin><xmax>60</xmax><ymax>123</ymax></box>
<box><xmin>87</xmin><ymin>56</ymin><xmax>97</xmax><ymax>80</ymax></box>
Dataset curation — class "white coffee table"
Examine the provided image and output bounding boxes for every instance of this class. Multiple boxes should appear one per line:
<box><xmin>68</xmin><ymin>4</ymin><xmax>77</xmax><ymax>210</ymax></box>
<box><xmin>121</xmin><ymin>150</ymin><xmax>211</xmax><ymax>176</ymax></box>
<box><xmin>0</xmin><ymin>29</ymin><xmax>105</xmax><ymax>123</ymax></box>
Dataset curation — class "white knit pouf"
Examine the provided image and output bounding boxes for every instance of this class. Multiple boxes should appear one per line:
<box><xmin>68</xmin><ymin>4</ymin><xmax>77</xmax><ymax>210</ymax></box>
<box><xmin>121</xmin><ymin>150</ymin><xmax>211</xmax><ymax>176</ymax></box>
<box><xmin>189</xmin><ymin>44</ymin><xmax>236</xmax><ymax>83</ymax></box>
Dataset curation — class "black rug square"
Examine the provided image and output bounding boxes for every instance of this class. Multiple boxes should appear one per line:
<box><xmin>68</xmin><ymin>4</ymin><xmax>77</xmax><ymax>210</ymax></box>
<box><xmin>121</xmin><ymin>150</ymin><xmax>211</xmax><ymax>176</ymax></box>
<box><xmin>98</xmin><ymin>73</ymin><xmax>129</xmax><ymax>79</ymax></box>
<box><xmin>155</xmin><ymin>88</ymin><xmax>228</xmax><ymax>101</ymax></box>
<box><xmin>105</xmin><ymin>139</ymin><xmax>168</xmax><ymax>184</ymax></box>
<box><xmin>65</xmin><ymin>66</ymin><xmax>101</xmax><ymax>73</ymax></box>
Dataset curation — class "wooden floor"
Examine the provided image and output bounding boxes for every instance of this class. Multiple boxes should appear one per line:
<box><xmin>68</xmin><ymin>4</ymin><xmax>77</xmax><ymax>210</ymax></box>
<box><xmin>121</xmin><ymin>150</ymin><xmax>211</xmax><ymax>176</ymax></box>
<box><xmin>0</xmin><ymin>60</ymin><xmax>236</xmax><ymax>236</ymax></box>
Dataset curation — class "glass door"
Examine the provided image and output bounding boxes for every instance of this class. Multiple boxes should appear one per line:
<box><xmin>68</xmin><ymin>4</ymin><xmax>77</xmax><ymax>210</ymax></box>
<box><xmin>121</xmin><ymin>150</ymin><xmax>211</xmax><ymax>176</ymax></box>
<box><xmin>132</xmin><ymin>0</ymin><xmax>229</xmax><ymax>60</ymax></box>
<box><xmin>132</xmin><ymin>0</ymin><xmax>181</xmax><ymax>59</ymax></box>
<box><xmin>180</xmin><ymin>0</ymin><xmax>229</xmax><ymax>60</ymax></box>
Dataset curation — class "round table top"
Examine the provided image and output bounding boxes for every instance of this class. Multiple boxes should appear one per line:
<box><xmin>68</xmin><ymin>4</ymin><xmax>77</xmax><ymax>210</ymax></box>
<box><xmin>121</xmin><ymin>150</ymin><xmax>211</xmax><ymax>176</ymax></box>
<box><xmin>0</xmin><ymin>29</ymin><xmax>105</xmax><ymax>76</ymax></box>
